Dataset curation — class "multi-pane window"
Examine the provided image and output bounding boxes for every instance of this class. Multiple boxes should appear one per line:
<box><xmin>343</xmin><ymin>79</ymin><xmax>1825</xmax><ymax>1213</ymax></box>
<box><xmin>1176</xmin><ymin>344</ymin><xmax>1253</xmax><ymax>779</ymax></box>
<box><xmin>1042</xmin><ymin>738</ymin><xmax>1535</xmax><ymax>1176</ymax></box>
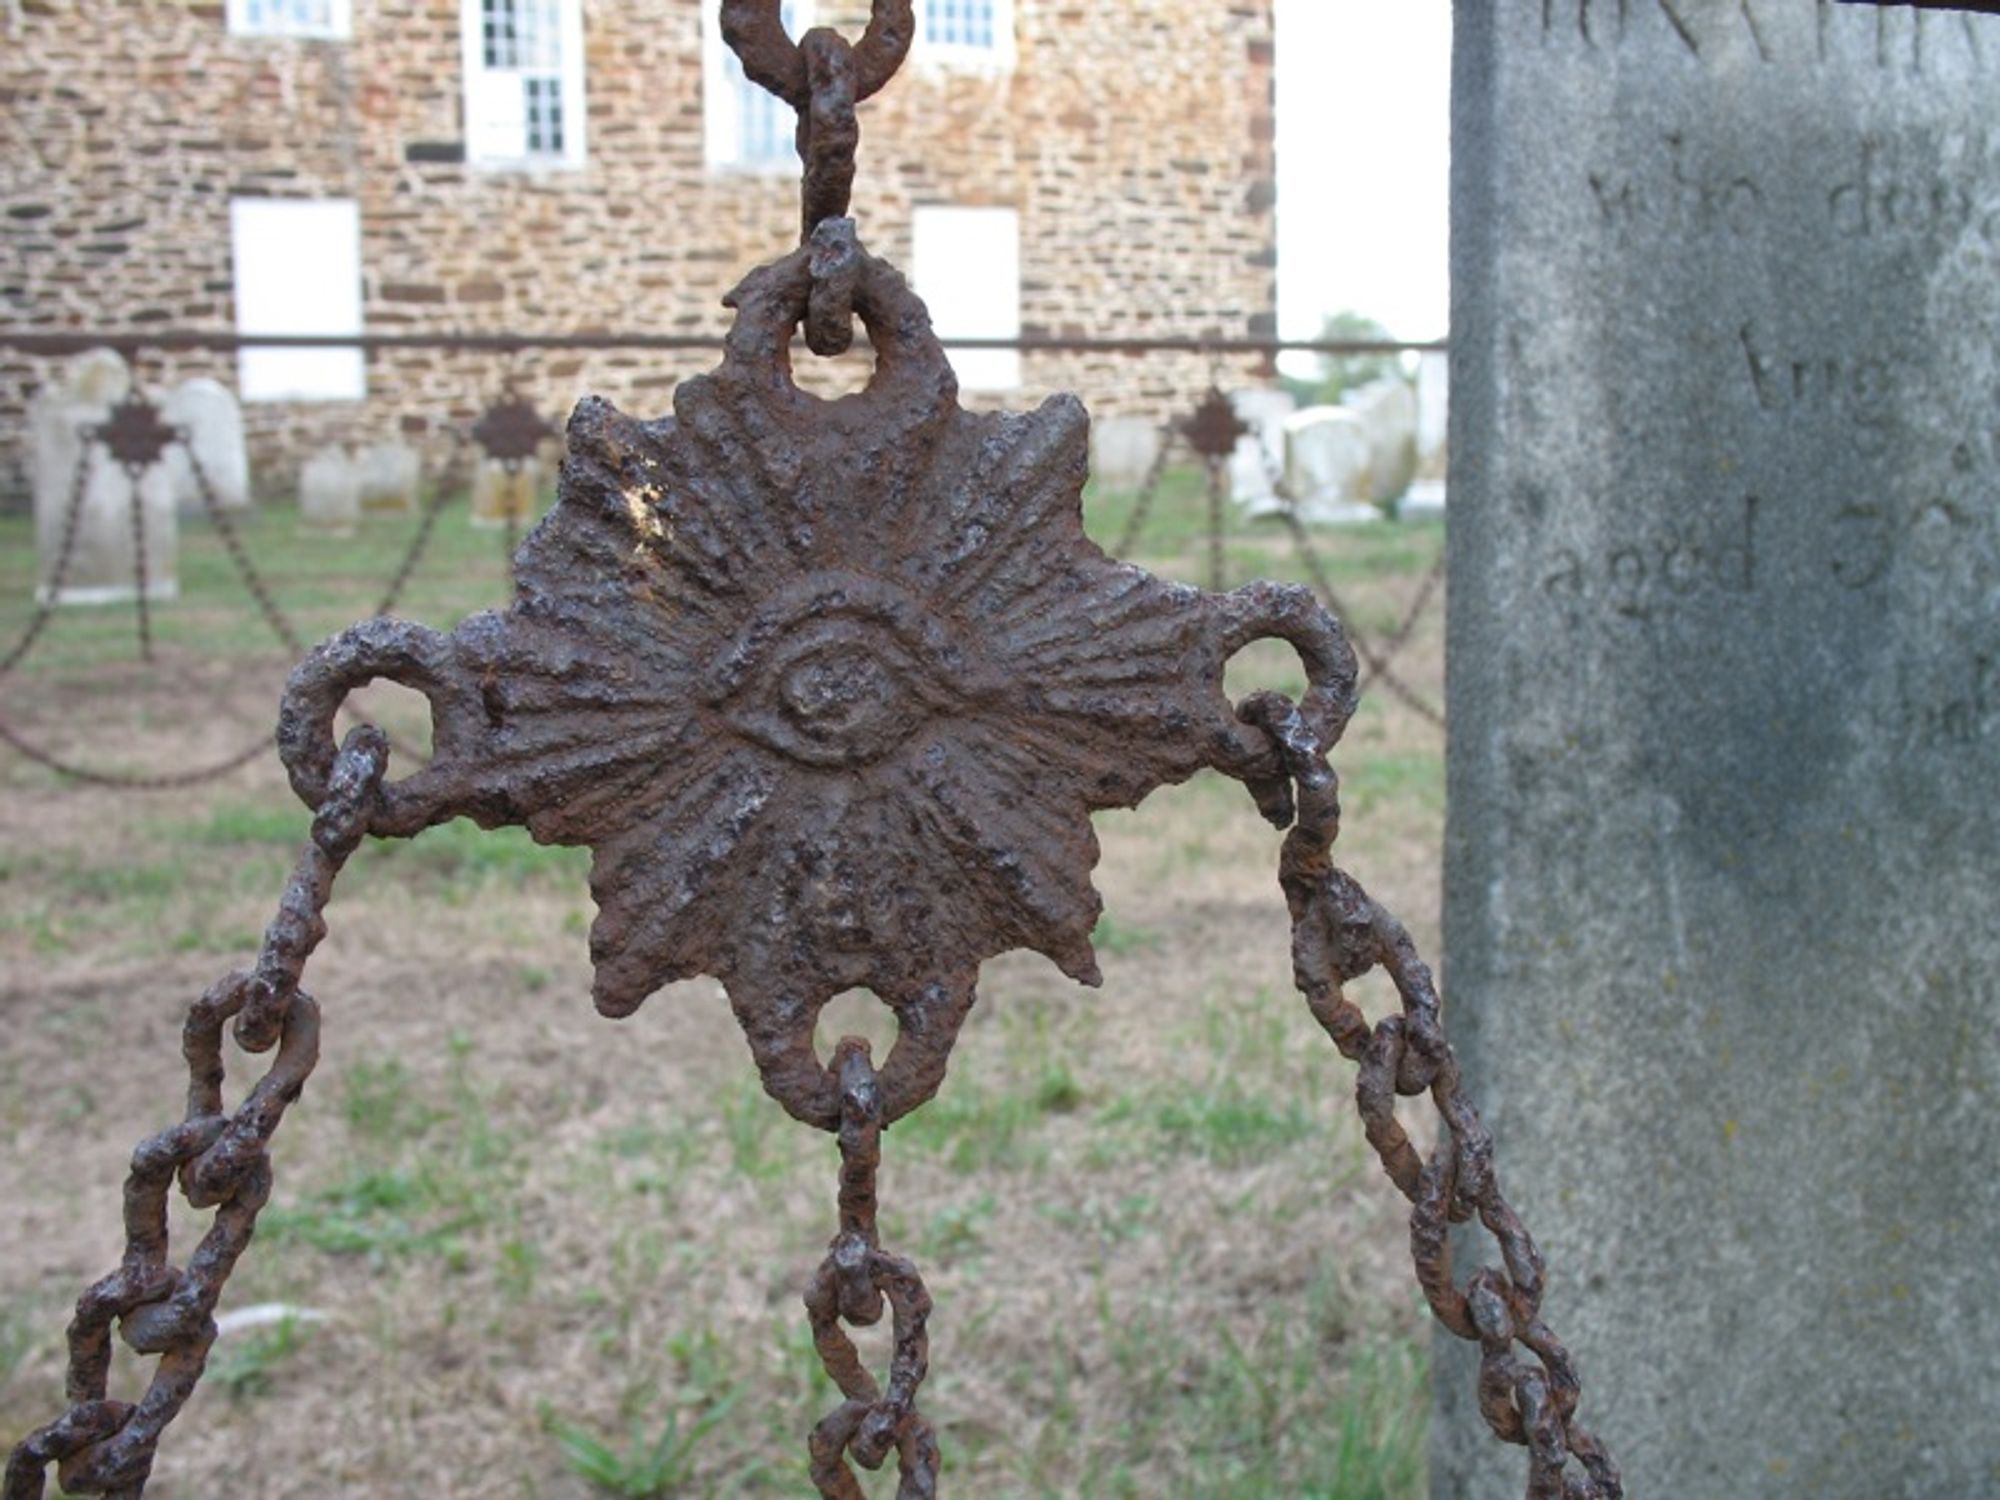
<box><xmin>227</xmin><ymin>0</ymin><xmax>350</xmax><ymax>38</ymax></box>
<box><xmin>925</xmin><ymin>0</ymin><xmax>995</xmax><ymax>50</ymax></box>
<box><xmin>230</xmin><ymin>199</ymin><xmax>366</xmax><ymax>402</ymax></box>
<box><xmin>706</xmin><ymin>0</ymin><xmax>814</xmax><ymax>171</ymax></box>
<box><xmin>911</xmin><ymin>205</ymin><xmax>1022</xmax><ymax>392</ymax></box>
<box><xmin>919</xmin><ymin>0</ymin><xmax>1012</xmax><ymax>62</ymax></box>
<box><xmin>461</xmin><ymin>0</ymin><xmax>587</xmax><ymax>167</ymax></box>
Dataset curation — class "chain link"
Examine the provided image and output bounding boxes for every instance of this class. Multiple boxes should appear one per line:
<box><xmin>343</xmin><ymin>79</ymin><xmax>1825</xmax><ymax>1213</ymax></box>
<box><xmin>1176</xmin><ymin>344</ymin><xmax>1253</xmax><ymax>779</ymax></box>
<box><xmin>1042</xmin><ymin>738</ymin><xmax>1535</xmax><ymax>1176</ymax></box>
<box><xmin>1</xmin><ymin>432</ymin><xmax>94</xmax><ymax>679</ymax></box>
<box><xmin>802</xmin><ymin>1040</ymin><xmax>940</xmax><ymax>1500</ymax></box>
<box><xmin>1</xmin><ymin>727</ymin><xmax>389</xmax><ymax>1500</ymax></box>
<box><xmin>1236</xmin><ymin>691</ymin><xmax>1621</xmax><ymax>1499</ymax></box>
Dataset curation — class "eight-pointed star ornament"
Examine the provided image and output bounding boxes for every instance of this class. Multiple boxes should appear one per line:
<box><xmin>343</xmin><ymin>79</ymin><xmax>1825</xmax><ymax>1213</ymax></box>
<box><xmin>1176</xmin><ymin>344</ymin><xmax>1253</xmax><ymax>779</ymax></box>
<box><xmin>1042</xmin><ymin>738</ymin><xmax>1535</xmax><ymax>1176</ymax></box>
<box><xmin>278</xmin><ymin>240</ymin><xmax>1356</xmax><ymax>1129</ymax></box>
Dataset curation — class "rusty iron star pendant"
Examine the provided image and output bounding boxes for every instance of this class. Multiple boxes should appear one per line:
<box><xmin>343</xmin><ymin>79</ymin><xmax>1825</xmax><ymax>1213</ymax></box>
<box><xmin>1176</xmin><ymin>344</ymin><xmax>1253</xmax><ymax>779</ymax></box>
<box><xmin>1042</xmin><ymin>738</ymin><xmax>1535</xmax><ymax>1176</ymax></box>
<box><xmin>472</xmin><ymin>396</ymin><xmax>558</xmax><ymax>470</ymax></box>
<box><xmin>1181</xmin><ymin>386</ymin><xmax>1249</xmax><ymax>461</ymax></box>
<box><xmin>93</xmin><ymin>396</ymin><xmax>180</xmax><ymax>475</ymax></box>
<box><xmin>279</xmin><ymin>240</ymin><xmax>1355</xmax><ymax>1130</ymax></box>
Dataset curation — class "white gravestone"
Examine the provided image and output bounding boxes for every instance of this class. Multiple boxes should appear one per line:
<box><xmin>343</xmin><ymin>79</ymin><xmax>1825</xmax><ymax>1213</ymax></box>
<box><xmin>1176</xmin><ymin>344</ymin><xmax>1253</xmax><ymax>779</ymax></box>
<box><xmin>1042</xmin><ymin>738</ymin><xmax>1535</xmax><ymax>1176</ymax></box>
<box><xmin>298</xmin><ymin>447</ymin><xmax>362</xmax><ymax>535</ymax></box>
<box><xmin>162</xmin><ymin>378</ymin><xmax>250</xmax><ymax>513</ymax></box>
<box><xmin>357</xmin><ymin>441</ymin><xmax>422</xmax><ymax>514</ymax></box>
<box><xmin>1088</xmin><ymin>415</ymin><xmax>1163</xmax><ymax>494</ymax></box>
<box><xmin>1226</xmin><ymin>388</ymin><xmax>1295</xmax><ymax>506</ymax></box>
<box><xmin>1414</xmin><ymin>348</ymin><xmax>1449</xmax><ymax>479</ymax></box>
<box><xmin>1279</xmin><ymin>406</ymin><xmax>1379</xmax><ymax>525</ymax></box>
<box><xmin>30</xmin><ymin>350</ymin><xmax>179</xmax><ymax>606</ymax></box>
<box><xmin>1343</xmin><ymin>376</ymin><xmax>1419</xmax><ymax>505</ymax></box>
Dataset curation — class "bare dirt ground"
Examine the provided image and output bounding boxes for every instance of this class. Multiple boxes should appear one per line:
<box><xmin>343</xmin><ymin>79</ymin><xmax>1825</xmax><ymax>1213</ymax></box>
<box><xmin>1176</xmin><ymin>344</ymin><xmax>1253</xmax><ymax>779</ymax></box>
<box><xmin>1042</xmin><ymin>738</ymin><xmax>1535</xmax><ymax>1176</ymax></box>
<box><xmin>0</xmin><ymin>487</ymin><xmax>1446</xmax><ymax>1498</ymax></box>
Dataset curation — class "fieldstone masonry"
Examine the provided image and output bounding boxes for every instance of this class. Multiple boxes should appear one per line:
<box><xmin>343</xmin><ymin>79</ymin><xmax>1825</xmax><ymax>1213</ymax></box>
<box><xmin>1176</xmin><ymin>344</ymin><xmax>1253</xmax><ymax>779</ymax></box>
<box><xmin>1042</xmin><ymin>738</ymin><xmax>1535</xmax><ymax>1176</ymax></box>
<box><xmin>0</xmin><ymin>0</ymin><xmax>1278</xmax><ymax>501</ymax></box>
<box><xmin>1444</xmin><ymin>4</ymin><xmax>1999</xmax><ymax>1496</ymax></box>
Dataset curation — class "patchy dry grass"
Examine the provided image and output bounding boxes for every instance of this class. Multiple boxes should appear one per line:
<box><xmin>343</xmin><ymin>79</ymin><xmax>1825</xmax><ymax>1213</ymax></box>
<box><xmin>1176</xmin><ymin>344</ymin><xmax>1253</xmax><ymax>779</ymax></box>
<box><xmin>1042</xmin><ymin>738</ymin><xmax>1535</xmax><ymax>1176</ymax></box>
<box><xmin>0</xmin><ymin>471</ymin><xmax>1445</xmax><ymax>1497</ymax></box>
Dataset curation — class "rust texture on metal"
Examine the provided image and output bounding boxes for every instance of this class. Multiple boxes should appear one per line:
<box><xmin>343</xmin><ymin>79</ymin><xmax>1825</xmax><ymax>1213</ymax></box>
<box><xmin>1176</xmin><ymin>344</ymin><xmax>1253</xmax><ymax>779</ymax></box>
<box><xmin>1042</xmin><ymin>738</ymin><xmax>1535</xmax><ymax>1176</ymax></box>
<box><xmin>3</xmin><ymin>728</ymin><xmax>389</xmax><ymax>1500</ymax></box>
<box><xmin>5</xmin><ymin>3</ymin><xmax>1618</xmax><ymax>1496</ymax></box>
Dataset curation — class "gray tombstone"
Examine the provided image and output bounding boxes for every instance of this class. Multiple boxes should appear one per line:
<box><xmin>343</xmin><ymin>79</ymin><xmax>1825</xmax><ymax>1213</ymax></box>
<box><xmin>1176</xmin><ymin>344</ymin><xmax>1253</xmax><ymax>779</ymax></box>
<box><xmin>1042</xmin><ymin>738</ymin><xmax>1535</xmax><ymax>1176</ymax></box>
<box><xmin>356</xmin><ymin>440</ymin><xmax>423</xmax><ymax>514</ymax></box>
<box><xmin>30</xmin><ymin>350</ymin><xmax>178</xmax><ymax>606</ymax></box>
<box><xmin>162</xmin><ymin>378</ymin><xmax>251</xmax><ymax>513</ymax></box>
<box><xmin>1088</xmin><ymin>415</ymin><xmax>1164</xmax><ymax>494</ymax></box>
<box><xmin>1443</xmin><ymin>5</ymin><xmax>2000</xmax><ymax>1497</ymax></box>
<box><xmin>297</xmin><ymin>446</ymin><xmax>362</xmax><ymax>535</ymax></box>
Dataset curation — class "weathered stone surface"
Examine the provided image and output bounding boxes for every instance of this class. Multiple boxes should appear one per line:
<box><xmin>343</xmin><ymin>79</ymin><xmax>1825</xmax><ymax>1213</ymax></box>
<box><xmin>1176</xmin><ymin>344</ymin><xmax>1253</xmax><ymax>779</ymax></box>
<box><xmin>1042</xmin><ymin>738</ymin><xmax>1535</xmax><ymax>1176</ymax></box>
<box><xmin>356</xmin><ymin>440</ymin><xmax>422</xmax><ymax>514</ymax></box>
<box><xmin>1278</xmin><ymin>406</ymin><xmax>1378</xmax><ymax>524</ymax></box>
<box><xmin>163</xmin><ymin>377</ymin><xmax>250</xmax><ymax>512</ymax></box>
<box><xmin>1088</xmin><ymin>414</ymin><xmax>1163</xmax><ymax>493</ymax></box>
<box><xmin>297</xmin><ymin>446</ymin><xmax>360</xmax><ymax>534</ymax></box>
<box><xmin>30</xmin><ymin>349</ymin><xmax>177</xmax><ymax>605</ymax></box>
<box><xmin>1442</xmin><ymin>5</ymin><xmax>2000</xmax><ymax>1496</ymax></box>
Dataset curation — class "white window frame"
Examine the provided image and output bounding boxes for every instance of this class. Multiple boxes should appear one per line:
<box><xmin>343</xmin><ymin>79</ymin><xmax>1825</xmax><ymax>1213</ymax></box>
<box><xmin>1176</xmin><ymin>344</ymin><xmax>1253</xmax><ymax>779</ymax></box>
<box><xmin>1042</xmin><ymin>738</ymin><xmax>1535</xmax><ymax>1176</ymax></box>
<box><xmin>230</xmin><ymin>198</ymin><xmax>367</xmax><ymax>403</ymax></box>
<box><xmin>911</xmin><ymin>204</ymin><xmax>1022</xmax><ymax>394</ymax></box>
<box><xmin>226</xmin><ymin>0</ymin><xmax>351</xmax><ymax>39</ymax></box>
<box><xmin>459</xmin><ymin>0</ymin><xmax>589</xmax><ymax>171</ymax></box>
<box><xmin>704</xmin><ymin>0</ymin><xmax>816</xmax><ymax>174</ymax></box>
<box><xmin>914</xmin><ymin>0</ymin><xmax>1016</xmax><ymax>71</ymax></box>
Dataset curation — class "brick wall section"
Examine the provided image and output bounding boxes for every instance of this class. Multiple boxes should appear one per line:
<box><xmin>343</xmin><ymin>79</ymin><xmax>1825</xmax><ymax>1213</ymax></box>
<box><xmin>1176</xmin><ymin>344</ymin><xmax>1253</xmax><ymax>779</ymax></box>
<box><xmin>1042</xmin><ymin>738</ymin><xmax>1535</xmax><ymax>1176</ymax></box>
<box><xmin>0</xmin><ymin>0</ymin><xmax>1276</xmax><ymax>501</ymax></box>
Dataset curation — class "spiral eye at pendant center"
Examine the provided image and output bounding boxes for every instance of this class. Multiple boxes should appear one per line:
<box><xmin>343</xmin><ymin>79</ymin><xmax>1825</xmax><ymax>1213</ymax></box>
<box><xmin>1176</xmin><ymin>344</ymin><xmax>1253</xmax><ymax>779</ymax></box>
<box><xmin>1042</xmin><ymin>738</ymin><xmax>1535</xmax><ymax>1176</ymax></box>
<box><xmin>710</xmin><ymin>571</ymin><xmax>986</xmax><ymax>770</ymax></box>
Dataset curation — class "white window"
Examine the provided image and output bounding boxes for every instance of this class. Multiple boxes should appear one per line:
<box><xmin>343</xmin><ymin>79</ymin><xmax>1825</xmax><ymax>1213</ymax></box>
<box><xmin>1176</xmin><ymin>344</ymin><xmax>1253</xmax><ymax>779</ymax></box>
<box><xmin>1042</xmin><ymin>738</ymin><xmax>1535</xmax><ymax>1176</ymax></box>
<box><xmin>460</xmin><ymin>0</ymin><xmax>587</xmax><ymax>169</ymax></box>
<box><xmin>227</xmin><ymin>0</ymin><xmax>350</xmax><ymax>38</ymax></box>
<box><xmin>704</xmin><ymin>0</ymin><xmax>814</xmax><ymax>172</ymax></box>
<box><xmin>911</xmin><ymin>206</ymin><xmax>1021</xmax><ymax>393</ymax></box>
<box><xmin>917</xmin><ymin>0</ymin><xmax>1014</xmax><ymax>67</ymax></box>
<box><xmin>230</xmin><ymin>199</ymin><xmax>366</xmax><ymax>402</ymax></box>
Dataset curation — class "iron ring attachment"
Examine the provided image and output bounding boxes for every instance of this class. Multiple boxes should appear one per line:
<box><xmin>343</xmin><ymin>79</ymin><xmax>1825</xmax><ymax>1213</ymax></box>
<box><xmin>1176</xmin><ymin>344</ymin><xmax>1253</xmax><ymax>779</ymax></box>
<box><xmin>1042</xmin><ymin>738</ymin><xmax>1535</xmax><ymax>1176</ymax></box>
<box><xmin>720</xmin><ymin>0</ymin><xmax>915</xmax><ymax>108</ymax></box>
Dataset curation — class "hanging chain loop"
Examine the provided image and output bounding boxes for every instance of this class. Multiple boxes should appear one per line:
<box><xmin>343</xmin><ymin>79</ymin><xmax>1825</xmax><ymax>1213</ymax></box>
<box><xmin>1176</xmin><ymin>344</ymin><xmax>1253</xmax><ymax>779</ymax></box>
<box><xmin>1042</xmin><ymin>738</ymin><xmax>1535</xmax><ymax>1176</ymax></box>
<box><xmin>720</xmin><ymin>0</ymin><xmax>914</xmax><ymax>110</ymax></box>
<box><xmin>1235</xmin><ymin>690</ymin><xmax>1623</xmax><ymax>1499</ymax></box>
<box><xmin>802</xmin><ymin>1040</ymin><xmax>940</xmax><ymax>1500</ymax></box>
<box><xmin>2</xmin><ymin>728</ymin><xmax>390</xmax><ymax>1500</ymax></box>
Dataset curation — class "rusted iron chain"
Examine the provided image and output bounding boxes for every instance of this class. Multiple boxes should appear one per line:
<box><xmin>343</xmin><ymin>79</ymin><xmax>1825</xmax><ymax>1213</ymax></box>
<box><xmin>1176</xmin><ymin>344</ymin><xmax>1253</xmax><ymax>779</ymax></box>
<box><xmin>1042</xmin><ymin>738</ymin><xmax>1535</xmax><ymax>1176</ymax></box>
<box><xmin>0</xmin><ymin>434</ymin><xmax>93</xmax><ymax>678</ymax></box>
<box><xmin>1204</xmin><ymin>456</ymin><xmax>1228</xmax><ymax>593</ymax></box>
<box><xmin>0</xmin><ymin>718</ymin><xmax>271</xmax><ymax>791</ymax></box>
<box><xmin>185</xmin><ymin>443</ymin><xmax>305</xmax><ymax>658</ymax></box>
<box><xmin>1277</xmin><ymin>506</ymin><xmax>1446</xmax><ymax>730</ymax></box>
<box><xmin>1247</xmin><ymin>425</ymin><xmax>1446</xmax><ymax>729</ymax></box>
<box><xmin>720</xmin><ymin>0</ymin><xmax>913</xmax><ymax>110</ymax></box>
<box><xmin>1107</xmin><ymin>418</ymin><xmax>1177</xmax><ymax>560</ymax></box>
<box><xmin>1</xmin><ymin>726</ymin><xmax>389</xmax><ymax>1500</ymax></box>
<box><xmin>1236</xmin><ymin>691</ymin><xmax>1620</xmax><ymax>1500</ymax></box>
<box><xmin>374</xmin><ymin>428</ymin><xmax>469</xmax><ymax>618</ymax></box>
<box><xmin>804</xmin><ymin>1040</ymin><xmax>939</xmax><ymax>1500</ymax></box>
<box><xmin>126</xmin><ymin>463</ymin><xmax>155</xmax><ymax>664</ymax></box>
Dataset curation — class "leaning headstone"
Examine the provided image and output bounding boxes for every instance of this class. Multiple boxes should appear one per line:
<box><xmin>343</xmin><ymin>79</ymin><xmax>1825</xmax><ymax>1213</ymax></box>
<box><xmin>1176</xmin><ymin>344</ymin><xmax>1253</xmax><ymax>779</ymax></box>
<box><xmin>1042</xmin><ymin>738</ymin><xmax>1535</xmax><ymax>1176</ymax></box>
<box><xmin>162</xmin><ymin>378</ymin><xmax>250</xmax><ymax>513</ymax></box>
<box><xmin>1343</xmin><ymin>376</ymin><xmax>1418</xmax><ymax>505</ymax></box>
<box><xmin>30</xmin><ymin>350</ymin><xmax>179</xmax><ymax>605</ymax></box>
<box><xmin>356</xmin><ymin>440</ymin><xmax>422</xmax><ymax>514</ymax></box>
<box><xmin>1088</xmin><ymin>415</ymin><xmax>1163</xmax><ymax>493</ymax></box>
<box><xmin>1413</xmin><ymin>349</ymin><xmax>1448</xmax><ymax>478</ymax></box>
<box><xmin>297</xmin><ymin>447</ymin><xmax>361</xmax><ymax>535</ymax></box>
<box><xmin>1443</xmin><ymin>6</ymin><xmax>2000</xmax><ymax>1497</ymax></box>
<box><xmin>468</xmin><ymin>456</ymin><xmax>543</xmax><ymax>530</ymax></box>
<box><xmin>1276</xmin><ymin>407</ymin><xmax>1378</xmax><ymax>525</ymax></box>
<box><xmin>1226</xmin><ymin>387</ymin><xmax>1294</xmax><ymax>505</ymax></box>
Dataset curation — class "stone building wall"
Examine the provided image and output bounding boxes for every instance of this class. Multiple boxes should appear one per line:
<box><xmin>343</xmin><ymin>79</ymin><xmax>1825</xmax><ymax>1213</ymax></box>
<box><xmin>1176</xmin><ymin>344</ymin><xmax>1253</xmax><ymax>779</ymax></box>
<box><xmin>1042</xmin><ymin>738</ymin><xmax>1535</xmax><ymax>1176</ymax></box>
<box><xmin>0</xmin><ymin>0</ymin><xmax>1277</xmax><ymax>501</ymax></box>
